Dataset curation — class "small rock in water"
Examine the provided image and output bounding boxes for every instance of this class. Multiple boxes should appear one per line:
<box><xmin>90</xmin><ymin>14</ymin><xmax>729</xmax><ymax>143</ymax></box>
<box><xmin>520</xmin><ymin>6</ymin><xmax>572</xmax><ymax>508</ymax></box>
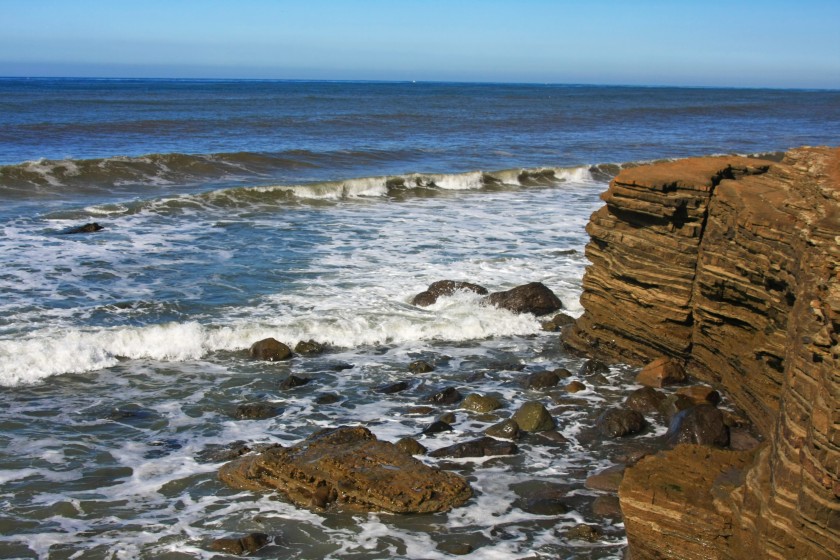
<box><xmin>584</xmin><ymin>465</ymin><xmax>626</xmax><ymax>493</ymax></box>
<box><xmin>375</xmin><ymin>381</ymin><xmax>410</xmax><ymax>394</ymax></box>
<box><xmin>524</xmin><ymin>370</ymin><xmax>562</xmax><ymax>390</ymax></box>
<box><xmin>429</xmin><ymin>436</ymin><xmax>517</xmax><ymax>458</ymax></box>
<box><xmin>566</xmin><ymin>380</ymin><xmax>587</xmax><ymax>393</ymax></box>
<box><xmin>436</xmin><ymin>542</ymin><xmax>474</xmax><ymax>555</ymax></box>
<box><xmin>209</xmin><ymin>532</ymin><xmax>271</xmax><ymax>555</ymax></box>
<box><xmin>565</xmin><ymin>524</ymin><xmax>603</xmax><ymax>542</ymax></box>
<box><xmin>314</xmin><ymin>393</ymin><xmax>341</xmax><ymax>405</ymax></box>
<box><xmin>437</xmin><ymin>411</ymin><xmax>457</xmax><ymax>424</ymax></box>
<box><xmin>396</xmin><ymin>437</ymin><xmax>427</xmax><ymax>455</ymax></box>
<box><xmin>249</xmin><ymin>338</ymin><xmax>292</xmax><ymax>361</ymax></box>
<box><xmin>422</xmin><ymin>386</ymin><xmax>463</xmax><ymax>405</ymax></box>
<box><xmin>540</xmin><ymin>312</ymin><xmax>575</xmax><ymax>331</ymax></box>
<box><xmin>64</xmin><ymin>222</ymin><xmax>104</xmax><ymax>234</ymax></box>
<box><xmin>331</xmin><ymin>362</ymin><xmax>354</xmax><ymax>372</ymax></box>
<box><xmin>592</xmin><ymin>495</ymin><xmax>623</xmax><ymax>519</ymax></box>
<box><xmin>485</xmin><ymin>419</ymin><xmax>521</xmax><ymax>440</ymax></box>
<box><xmin>579</xmin><ymin>359</ymin><xmax>610</xmax><ymax>376</ymax></box>
<box><xmin>512</xmin><ymin>401</ymin><xmax>555</xmax><ymax>432</ymax></box>
<box><xmin>484</xmin><ymin>282</ymin><xmax>563</xmax><ymax>316</ymax></box>
<box><xmin>460</xmin><ymin>393</ymin><xmax>502</xmax><ymax>413</ymax></box>
<box><xmin>232</xmin><ymin>403</ymin><xmax>282</xmax><ymax>420</ymax></box>
<box><xmin>294</xmin><ymin>339</ymin><xmax>325</xmax><ymax>355</ymax></box>
<box><xmin>422</xmin><ymin>420</ymin><xmax>453</xmax><ymax>435</ymax></box>
<box><xmin>411</xmin><ymin>280</ymin><xmax>488</xmax><ymax>307</ymax></box>
<box><xmin>625</xmin><ymin>386</ymin><xmax>666</xmax><ymax>414</ymax></box>
<box><xmin>521</xmin><ymin>496</ymin><xmax>569</xmax><ymax>515</ymax></box>
<box><xmin>596</xmin><ymin>408</ymin><xmax>646</xmax><ymax>438</ymax></box>
<box><xmin>408</xmin><ymin>359</ymin><xmax>435</xmax><ymax>373</ymax></box>
<box><xmin>197</xmin><ymin>441</ymin><xmax>282</xmax><ymax>463</ymax></box>
<box><xmin>279</xmin><ymin>375</ymin><xmax>310</xmax><ymax>390</ymax></box>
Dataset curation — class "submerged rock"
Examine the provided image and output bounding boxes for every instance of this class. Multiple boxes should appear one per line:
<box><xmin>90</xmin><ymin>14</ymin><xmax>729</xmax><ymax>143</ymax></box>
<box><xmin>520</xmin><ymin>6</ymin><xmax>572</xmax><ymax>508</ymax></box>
<box><xmin>232</xmin><ymin>403</ymin><xmax>282</xmax><ymax>420</ymax></box>
<box><xmin>375</xmin><ymin>381</ymin><xmax>410</xmax><ymax>394</ymax></box>
<box><xmin>565</xmin><ymin>524</ymin><xmax>604</xmax><ymax>542</ymax></box>
<box><xmin>524</xmin><ymin>370</ymin><xmax>563</xmax><ymax>390</ymax></box>
<box><xmin>279</xmin><ymin>375</ymin><xmax>310</xmax><ymax>390</ymax></box>
<box><xmin>249</xmin><ymin>338</ymin><xmax>292</xmax><ymax>361</ymax></box>
<box><xmin>421</xmin><ymin>420</ymin><xmax>453</xmax><ymax>435</ymax></box>
<box><xmin>422</xmin><ymin>386</ymin><xmax>463</xmax><ymax>405</ymax></box>
<box><xmin>484</xmin><ymin>282</ymin><xmax>563</xmax><ymax>316</ymax></box>
<box><xmin>294</xmin><ymin>339</ymin><xmax>325</xmax><ymax>355</ymax></box>
<box><xmin>209</xmin><ymin>533</ymin><xmax>271</xmax><ymax>555</ymax></box>
<box><xmin>540</xmin><ymin>312</ymin><xmax>575</xmax><ymax>331</ymax></box>
<box><xmin>63</xmin><ymin>222</ymin><xmax>104</xmax><ymax>234</ymax></box>
<box><xmin>408</xmin><ymin>359</ymin><xmax>435</xmax><ymax>373</ymax></box>
<box><xmin>219</xmin><ymin>426</ymin><xmax>472</xmax><ymax>513</ymax></box>
<box><xmin>429</xmin><ymin>436</ymin><xmax>517</xmax><ymax>458</ymax></box>
<box><xmin>411</xmin><ymin>280</ymin><xmax>489</xmax><ymax>307</ymax></box>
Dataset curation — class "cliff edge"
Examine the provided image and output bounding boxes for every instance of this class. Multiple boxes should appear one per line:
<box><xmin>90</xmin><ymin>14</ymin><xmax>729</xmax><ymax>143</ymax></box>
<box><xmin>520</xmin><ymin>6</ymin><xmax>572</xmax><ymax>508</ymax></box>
<box><xmin>564</xmin><ymin>147</ymin><xmax>839</xmax><ymax>559</ymax></box>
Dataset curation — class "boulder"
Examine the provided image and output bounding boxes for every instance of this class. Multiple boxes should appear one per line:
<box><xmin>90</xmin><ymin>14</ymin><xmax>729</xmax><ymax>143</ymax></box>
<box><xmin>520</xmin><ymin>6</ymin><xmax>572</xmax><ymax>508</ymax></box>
<box><xmin>375</xmin><ymin>381</ymin><xmax>410</xmax><ymax>394</ymax></box>
<box><xmin>635</xmin><ymin>357</ymin><xmax>686</xmax><ymax>388</ymax></box>
<box><xmin>565</xmin><ymin>524</ymin><xmax>604</xmax><ymax>542</ymax></box>
<box><xmin>460</xmin><ymin>393</ymin><xmax>502</xmax><ymax>413</ymax></box>
<box><xmin>279</xmin><ymin>375</ymin><xmax>310</xmax><ymax>390</ymax></box>
<box><xmin>592</xmin><ymin>495</ymin><xmax>623</xmax><ymax>519</ymax></box>
<box><xmin>209</xmin><ymin>533</ymin><xmax>271</xmax><ymax>555</ymax></box>
<box><xmin>232</xmin><ymin>403</ymin><xmax>282</xmax><ymax>420</ymax></box>
<box><xmin>429</xmin><ymin>436</ymin><xmax>517</xmax><ymax>458</ymax></box>
<box><xmin>676</xmin><ymin>385</ymin><xmax>721</xmax><ymax>406</ymax></box>
<box><xmin>625</xmin><ymin>386</ymin><xmax>666</xmax><ymax>414</ymax></box>
<box><xmin>664</xmin><ymin>404</ymin><xmax>729</xmax><ymax>447</ymax></box>
<box><xmin>521</xmin><ymin>496</ymin><xmax>569</xmax><ymax>515</ymax></box>
<box><xmin>485</xmin><ymin>419</ymin><xmax>521</xmax><ymax>440</ymax></box>
<box><xmin>249</xmin><ymin>338</ymin><xmax>292</xmax><ymax>361</ymax></box>
<box><xmin>421</xmin><ymin>420</ymin><xmax>453</xmax><ymax>435</ymax></box>
<box><xmin>411</xmin><ymin>280</ymin><xmax>489</xmax><ymax>307</ymax></box>
<box><xmin>395</xmin><ymin>437</ymin><xmax>427</xmax><ymax>455</ymax></box>
<box><xmin>579</xmin><ymin>359</ymin><xmax>610</xmax><ymax>376</ymax></box>
<box><xmin>294</xmin><ymin>339</ymin><xmax>325</xmax><ymax>355</ymax></box>
<box><xmin>512</xmin><ymin>401</ymin><xmax>555</xmax><ymax>432</ymax></box>
<box><xmin>314</xmin><ymin>393</ymin><xmax>341</xmax><ymax>405</ymax></box>
<box><xmin>565</xmin><ymin>381</ymin><xmax>586</xmax><ymax>393</ymax></box>
<box><xmin>408</xmin><ymin>360</ymin><xmax>435</xmax><ymax>373</ymax></box>
<box><xmin>540</xmin><ymin>312</ymin><xmax>575</xmax><ymax>331</ymax></box>
<box><xmin>484</xmin><ymin>282</ymin><xmax>563</xmax><ymax>316</ymax></box>
<box><xmin>422</xmin><ymin>386</ymin><xmax>463</xmax><ymax>405</ymax></box>
<box><xmin>64</xmin><ymin>222</ymin><xmax>104</xmax><ymax>234</ymax></box>
<box><xmin>596</xmin><ymin>408</ymin><xmax>646</xmax><ymax>438</ymax></box>
<box><xmin>585</xmin><ymin>465</ymin><xmax>626</xmax><ymax>493</ymax></box>
<box><xmin>524</xmin><ymin>370</ymin><xmax>562</xmax><ymax>390</ymax></box>
<box><xmin>658</xmin><ymin>393</ymin><xmax>696</xmax><ymax>420</ymax></box>
<box><xmin>219</xmin><ymin>426</ymin><xmax>472</xmax><ymax>513</ymax></box>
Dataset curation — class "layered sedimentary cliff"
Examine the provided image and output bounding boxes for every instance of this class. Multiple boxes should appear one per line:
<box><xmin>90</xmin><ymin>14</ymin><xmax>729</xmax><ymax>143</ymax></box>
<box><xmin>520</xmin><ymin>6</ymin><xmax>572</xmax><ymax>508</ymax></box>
<box><xmin>564</xmin><ymin>147</ymin><xmax>839</xmax><ymax>559</ymax></box>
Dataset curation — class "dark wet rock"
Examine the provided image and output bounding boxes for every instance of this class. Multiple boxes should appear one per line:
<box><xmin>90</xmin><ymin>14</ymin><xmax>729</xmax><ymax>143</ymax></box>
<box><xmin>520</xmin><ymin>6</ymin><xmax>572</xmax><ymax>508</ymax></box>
<box><xmin>279</xmin><ymin>375</ymin><xmax>310</xmax><ymax>390</ymax></box>
<box><xmin>521</xmin><ymin>496</ymin><xmax>569</xmax><ymax>515</ymax></box>
<box><xmin>460</xmin><ymin>393</ymin><xmax>502</xmax><ymax>413</ymax></box>
<box><xmin>579</xmin><ymin>359</ymin><xmax>610</xmax><ymax>376</ymax></box>
<box><xmin>636</xmin><ymin>356</ymin><xmax>686</xmax><ymax>387</ymax></box>
<box><xmin>566</xmin><ymin>381</ymin><xmax>586</xmax><ymax>393</ymax></box>
<box><xmin>437</xmin><ymin>412</ymin><xmax>457</xmax><ymax>424</ymax></box>
<box><xmin>729</xmin><ymin>427</ymin><xmax>761</xmax><ymax>451</ymax></box>
<box><xmin>209</xmin><ymin>533</ymin><xmax>271</xmax><ymax>555</ymax></box>
<box><xmin>233</xmin><ymin>403</ymin><xmax>282</xmax><ymax>420</ymax></box>
<box><xmin>524</xmin><ymin>370</ymin><xmax>562</xmax><ymax>390</ymax></box>
<box><xmin>534</xmin><ymin>430</ymin><xmax>570</xmax><ymax>447</ymax></box>
<box><xmin>540</xmin><ymin>312</ymin><xmax>575</xmax><ymax>331</ymax></box>
<box><xmin>422</xmin><ymin>420</ymin><xmax>453</xmax><ymax>435</ymax></box>
<box><xmin>219</xmin><ymin>426</ymin><xmax>472</xmax><ymax>513</ymax></box>
<box><xmin>411</xmin><ymin>280</ymin><xmax>489</xmax><ymax>307</ymax></box>
<box><xmin>596</xmin><ymin>408</ymin><xmax>646</xmax><ymax>438</ymax></box>
<box><xmin>429</xmin><ymin>436</ymin><xmax>517</xmax><ymax>459</ymax></box>
<box><xmin>376</xmin><ymin>381</ymin><xmax>410</xmax><ymax>394</ymax></box>
<box><xmin>395</xmin><ymin>437</ymin><xmax>427</xmax><ymax>455</ymax></box>
<box><xmin>408</xmin><ymin>359</ymin><xmax>435</xmax><ymax>373</ymax></box>
<box><xmin>658</xmin><ymin>393</ymin><xmax>696</xmax><ymax>420</ymax></box>
<box><xmin>676</xmin><ymin>385</ymin><xmax>721</xmax><ymax>406</ymax></box>
<box><xmin>331</xmin><ymin>362</ymin><xmax>354</xmax><ymax>372</ymax></box>
<box><xmin>314</xmin><ymin>393</ymin><xmax>341</xmax><ymax>405</ymax></box>
<box><xmin>585</xmin><ymin>465</ymin><xmax>626</xmax><ymax>493</ymax></box>
<box><xmin>294</xmin><ymin>339</ymin><xmax>325</xmax><ymax>355</ymax></box>
<box><xmin>422</xmin><ymin>386</ymin><xmax>463</xmax><ymax>405</ymax></box>
<box><xmin>664</xmin><ymin>404</ymin><xmax>730</xmax><ymax>447</ymax></box>
<box><xmin>64</xmin><ymin>222</ymin><xmax>104</xmax><ymax>234</ymax></box>
<box><xmin>249</xmin><ymin>338</ymin><xmax>292</xmax><ymax>361</ymax></box>
<box><xmin>437</xmin><ymin>542</ymin><xmax>473</xmax><ymax>555</ymax></box>
<box><xmin>197</xmin><ymin>441</ymin><xmax>283</xmax><ymax>463</ymax></box>
<box><xmin>484</xmin><ymin>282</ymin><xmax>563</xmax><ymax>316</ymax></box>
<box><xmin>592</xmin><ymin>495</ymin><xmax>623</xmax><ymax>519</ymax></box>
<box><xmin>625</xmin><ymin>386</ymin><xmax>667</xmax><ymax>414</ymax></box>
<box><xmin>406</xmin><ymin>406</ymin><xmax>436</xmax><ymax>415</ymax></box>
<box><xmin>485</xmin><ymin>419</ymin><xmax>521</xmax><ymax>440</ymax></box>
<box><xmin>512</xmin><ymin>401</ymin><xmax>555</xmax><ymax>432</ymax></box>
<box><xmin>565</xmin><ymin>524</ymin><xmax>604</xmax><ymax>542</ymax></box>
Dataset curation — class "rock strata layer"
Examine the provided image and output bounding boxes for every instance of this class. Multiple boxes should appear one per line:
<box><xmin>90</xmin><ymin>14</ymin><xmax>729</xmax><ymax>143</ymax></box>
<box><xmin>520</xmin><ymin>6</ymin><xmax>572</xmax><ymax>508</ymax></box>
<box><xmin>564</xmin><ymin>147</ymin><xmax>839</xmax><ymax>559</ymax></box>
<box><xmin>219</xmin><ymin>426</ymin><xmax>472</xmax><ymax>513</ymax></box>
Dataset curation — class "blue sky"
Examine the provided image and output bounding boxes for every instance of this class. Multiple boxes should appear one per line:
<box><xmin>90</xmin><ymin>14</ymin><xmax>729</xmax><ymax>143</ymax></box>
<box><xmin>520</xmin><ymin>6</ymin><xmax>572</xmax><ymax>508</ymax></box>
<box><xmin>1</xmin><ymin>0</ymin><xmax>838</xmax><ymax>88</ymax></box>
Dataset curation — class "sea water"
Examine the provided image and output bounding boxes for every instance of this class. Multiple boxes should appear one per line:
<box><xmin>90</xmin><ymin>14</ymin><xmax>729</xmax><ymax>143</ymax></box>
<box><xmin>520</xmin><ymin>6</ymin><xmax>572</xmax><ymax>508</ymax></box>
<box><xmin>0</xmin><ymin>79</ymin><xmax>838</xmax><ymax>559</ymax></box>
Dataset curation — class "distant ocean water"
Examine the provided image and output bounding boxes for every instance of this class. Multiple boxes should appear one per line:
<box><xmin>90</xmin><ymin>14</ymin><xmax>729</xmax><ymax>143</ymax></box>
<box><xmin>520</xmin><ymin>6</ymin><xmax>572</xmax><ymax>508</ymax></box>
<box><xmin>0</xmin><ymin>78</ymin><xmax>838</xmax><ymax>559</ymax></box>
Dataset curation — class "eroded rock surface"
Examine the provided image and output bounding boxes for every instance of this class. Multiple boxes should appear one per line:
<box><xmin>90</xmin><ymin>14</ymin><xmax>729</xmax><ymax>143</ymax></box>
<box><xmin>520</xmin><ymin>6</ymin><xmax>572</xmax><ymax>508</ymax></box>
<box><xmin>219</xmin><ymin>426</ymin><xmax>472</xmax><ymax>513</ymax></box>
<box><xmin>566</xmin><ymin>147</ymin><xmax>840</xmax><ymax>559</ymax></box>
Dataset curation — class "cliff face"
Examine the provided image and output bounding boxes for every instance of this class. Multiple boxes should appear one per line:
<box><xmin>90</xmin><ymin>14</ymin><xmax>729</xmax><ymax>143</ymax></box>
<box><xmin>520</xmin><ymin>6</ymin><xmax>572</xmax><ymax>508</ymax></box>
<box><xmin>564</xmin><ymin>147</ymin><xmax>839</xmax><ymax>559</ymax></box>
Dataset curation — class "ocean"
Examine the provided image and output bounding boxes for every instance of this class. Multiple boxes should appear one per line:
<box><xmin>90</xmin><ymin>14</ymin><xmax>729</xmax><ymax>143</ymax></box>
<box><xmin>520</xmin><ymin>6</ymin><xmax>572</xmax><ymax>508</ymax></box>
<box><xmin>0</xmin><ymin>78</ymin><xmax>838</xmax><ymax>559</ymax></box>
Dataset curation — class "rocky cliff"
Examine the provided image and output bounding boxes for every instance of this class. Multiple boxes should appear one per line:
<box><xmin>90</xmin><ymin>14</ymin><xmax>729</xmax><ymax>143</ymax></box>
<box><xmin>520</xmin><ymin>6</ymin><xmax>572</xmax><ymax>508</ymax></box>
<box><xmin>564</xmin><ymin>147</ymin><xmax>839</xmax><ymax>559</ymax></box>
